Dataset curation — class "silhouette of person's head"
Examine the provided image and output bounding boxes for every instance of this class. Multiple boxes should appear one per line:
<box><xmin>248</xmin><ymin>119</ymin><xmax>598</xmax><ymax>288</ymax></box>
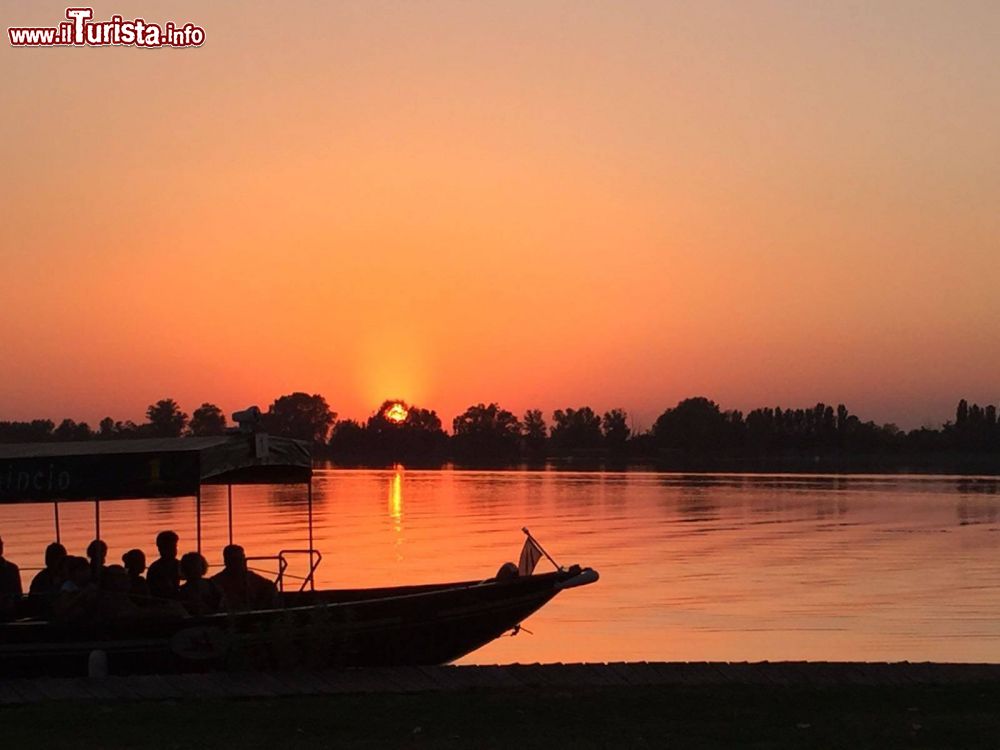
<box><xmin>86</xmin><ymin>539</ymin><xmax>108</xmax><ymax>566</ymax></box>
<box><xmin>156</xmin><ymin>530</ymin><xmax>179</xmax><ymax>560</ymax></box>
<box><xmin>495</xmin><ymin>561</ymin><xmax>519</xmax><ymax>581</ymax></box>
<box><xmin>122</xmin><ymin>549</ymin><xmax>146</xmax><ymax>577</ymax></box>
<box><xmin>222</xmin><ymin>544</ymin><xmax>247</xmax><ymax>574</ymax></box>
<box><xmin>45</xmin><ymin>542</ymin><xmax>67</xmax><ymax>571</ymax></box>
<box><xmin>180</xmin><ymin>552</ymin><xmax>208</xmax><ymax>582</ymax></box>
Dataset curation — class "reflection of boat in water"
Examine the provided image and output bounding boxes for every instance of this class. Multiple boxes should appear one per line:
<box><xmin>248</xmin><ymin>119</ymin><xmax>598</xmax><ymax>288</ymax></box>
<box><xmin>0</xmin><ymin>428</ymin><xmax>598</xmax><ymax>677</ymax></box>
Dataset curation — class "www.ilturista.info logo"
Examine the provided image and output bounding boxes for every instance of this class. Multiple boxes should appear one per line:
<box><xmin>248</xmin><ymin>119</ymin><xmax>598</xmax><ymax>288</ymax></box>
<box><xmin>8</xmin><ymin>7</ymin><xmax>205</xmax><ymax>48</ymax></box>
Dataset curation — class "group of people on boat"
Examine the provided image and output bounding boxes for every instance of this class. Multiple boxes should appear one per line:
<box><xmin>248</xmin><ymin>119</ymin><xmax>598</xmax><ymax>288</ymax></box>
<box><xmin>0</xmin><ymin>530</ymin><xmax>281</xmax><ymax>623</ymax></box>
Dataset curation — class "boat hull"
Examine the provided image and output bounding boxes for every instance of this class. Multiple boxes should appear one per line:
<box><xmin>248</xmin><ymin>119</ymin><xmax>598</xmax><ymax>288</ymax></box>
<box><xmin>0</xmin><ymin>568</ymin><xmax>596</xmax><ymax>677</ymax></box>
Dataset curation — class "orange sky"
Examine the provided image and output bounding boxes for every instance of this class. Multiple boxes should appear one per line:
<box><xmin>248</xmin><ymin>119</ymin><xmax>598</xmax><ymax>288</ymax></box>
<box><xmin>2</xmin><ymin>1</ymin><xmax>998</xmax><ymax>430</ymax></box>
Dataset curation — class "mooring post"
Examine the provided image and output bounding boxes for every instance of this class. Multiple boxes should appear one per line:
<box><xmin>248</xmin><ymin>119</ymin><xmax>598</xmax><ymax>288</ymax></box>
<box><xmin>88</xmin><ymin>650</ymin><xmax>108</xmax><ymax>678</ymax></box>
<box><xmin>307</xmin><ymin>477</ymin><xmax>315</xmax><ymax>591</ymax></box>
<box><xmin>196</xmin><ymin>486</ymin><xmax>202</xmax><ymax>554</ymax></box>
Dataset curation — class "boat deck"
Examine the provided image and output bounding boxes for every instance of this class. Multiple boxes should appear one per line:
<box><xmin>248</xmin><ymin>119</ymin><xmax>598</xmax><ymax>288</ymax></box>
<box><xmin>2</xmin><ymin>661</ymin><xmax>999</xmax><ymax>704</ymax></box>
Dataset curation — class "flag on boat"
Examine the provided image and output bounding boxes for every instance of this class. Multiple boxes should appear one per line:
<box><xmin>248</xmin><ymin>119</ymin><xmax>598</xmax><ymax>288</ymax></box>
<box><xmin>518</xmin><ymin>535</ymin><xmax>543</xmax><ymax>576</ymax></box>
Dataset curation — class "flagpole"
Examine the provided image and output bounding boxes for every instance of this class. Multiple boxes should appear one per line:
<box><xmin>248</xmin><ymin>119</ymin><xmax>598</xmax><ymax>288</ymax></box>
<box><xmin>521</xmin><ymin>527</ymin><xmax>563</xmax><ymax>571</ymax></box>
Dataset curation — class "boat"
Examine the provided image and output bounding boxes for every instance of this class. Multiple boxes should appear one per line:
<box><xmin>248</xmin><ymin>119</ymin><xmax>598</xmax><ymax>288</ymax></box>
<box><xmin>0</xmin><ymin>425</ymin><xmax>598</xmax><ymax>676</ymax></box>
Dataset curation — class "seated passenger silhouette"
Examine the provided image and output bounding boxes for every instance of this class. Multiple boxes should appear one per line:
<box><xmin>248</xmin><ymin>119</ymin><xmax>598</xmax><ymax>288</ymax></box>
<box><xmin>178</xmin><ymin>552</ymin><xmax>222</xmax><ymax>616</ymax></box>
<box><xmin>211</xmin><ymin>544</ymin><xmax>281</xmax><ymax>611</ymax></box>
<box><xmin>30</xmin><ymin>542</ymin><xmax>67</xmax><ymax>596</ymax></box>
<box><xmin>28</xmin><ymin>542</ymin><xmax>67</xmax><ymax>617</ymax></box>
<box><xmin>0</xmin><ymin>534</ymin><xmax>23</xmax><ymax>621</ymax></box>
<box><xmin>95</xmin><ymin>565</ymin><xmax>145</xmax><ymax>622</ymax></box>
<box><xmin>92</xmin><ymin>565</ymin><xmax>185</xmax><ymax>622</ymax></box>
<box><xmin>494</xmin><ymin>561</ymin><xmax>519</xmax><ymax>582</ymax></box>
<box><xmin>147</xmin><ymin>530</ymin><xmax>181</xmax><ymax>600</ymax></box>
<box><xmin>121</xmin><ymin>548</ymin><xmax>150</xmax><ymax>602</ymax></box>
<box><xmin>86</xmin><ymin>539</ymin><xmax>109</xmax><ymax>584</ymax></box>
<box><xmin>53</xmin><ymin>556</ymin><xmax>98</xmax><ymax>623</ymax></box>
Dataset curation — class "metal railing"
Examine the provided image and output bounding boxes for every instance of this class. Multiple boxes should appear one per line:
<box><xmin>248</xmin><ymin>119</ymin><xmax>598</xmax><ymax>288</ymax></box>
<box><xmin>19</xmin><ymin>548</ymin><xmax>323</xmax><ymax>594</ymax></box>
<box><xmin>246</xmin><ymin>548</ymin><xmax>322</xmax><ymax>592</ymax></box>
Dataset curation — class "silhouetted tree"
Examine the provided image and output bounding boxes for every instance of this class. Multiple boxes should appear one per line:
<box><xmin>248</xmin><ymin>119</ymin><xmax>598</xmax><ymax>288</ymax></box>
<box><xmin>114</xmin><ymin>420</ymin><xmax>143</xmax><ymax>438</ymax></box>
<box><xmin>836</xmin><ymin>404</ymin><xmax>849</xmax><ymax>439</ymax></box>
<box><xmin>52</xmin><ymin>419</ymin><xmax>92</xmax><ymax>441</ymax></box>
<box><xmin>745</xmin><ymin>402</ymin><xmax>845</xmax><ymax>455</ymax></box>
<box><xmin>328</xmin><ymin>419</ymin><xmax>367</xmax><ymax>460</ymax></box>
<box><xmin>145</xmin><ymin>399</ymin><xmax>188</xmax><ymax>438</ymax></box>
<box><xmin>550</xmin><ymin>407</ymin><xmax>603</xmax><ymax>456</ymax></box>
<box><xmin>745</xmin><ymin>407</ymin><xmax>775</xmax><ymax>454</ymax></box>
<box><xmin>602</xmin><ymin>409</ymin><xmax>630</xmax><ymax>455</ymax></box>
<box><xmin>264</xmin><ymin>392</ymin><xmax>335</xmax><ymax>445</ymax></box>
<box><xmin>0</xmin><ymin>420</ymin><xmax>55</xmax><ymax>443</ymax></box>
<box><xmin>956</xmin><ymin>399</ymin><xmax>969</xmax><ymax>427</ymax></box>
<box><xmin>652</xmin><ymin>397</ymin><xmax>728</xmax><ymax>457</ymax></box>
<box><xmin>404</xmin><ymin>406</ymin><xmax>445</xmax><ymax>434</ymax></box>
<box><xmin>451</xmin><ymin>403</ymin><xmax>522</xmax><ymax>464</ymax></box>
<box><xmin>4</xmin><ymin>394</ymin><xmax>1000</xmax><ymax>470</ymax></box>
<box><xmin>189</xmin><ymin>403</ymin><xmax>227</xmax><ymax>436</ymax></box>
<box><xmin>821</xmin><ymin>405</ymin><xmax>837</xmax><ymax>447</ymax></box>
<box><xmin>949</xmin><ymin>398</ymin><xmax>999</xmax><ymax>452</ymax></box>
<box><xmin>98</xmin><ymin>417</ymin><xmax>116</xmax><ymax>439</ymax></box>
<box><xmin>522</xmin><ymin>409</ymin><xmax>548</xmax><ymax>460</ymax></box>
<box><xmin>365</xmin><ymin>401</ymin><xmax>448</xmax><ymax>464</ymax></box>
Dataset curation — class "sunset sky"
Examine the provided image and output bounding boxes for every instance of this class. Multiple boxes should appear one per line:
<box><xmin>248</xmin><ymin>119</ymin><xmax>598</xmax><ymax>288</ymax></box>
<box><xmin>2</xmin><ymin>1</ymin><xmax>998</xmax><ymax>431</ymax></box>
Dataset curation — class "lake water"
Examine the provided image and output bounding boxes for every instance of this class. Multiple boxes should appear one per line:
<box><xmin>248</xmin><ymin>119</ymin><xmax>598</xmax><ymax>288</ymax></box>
<box><xmin>2</xmin><ymin>469</ymin><xmax>999</xmax><ymax>664</ymax></box>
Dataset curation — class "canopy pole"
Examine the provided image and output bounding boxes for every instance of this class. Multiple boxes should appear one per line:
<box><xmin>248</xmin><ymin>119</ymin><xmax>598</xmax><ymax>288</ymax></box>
<box><xmin>196</xmin><ymin>487</ymin><xmax>202</xmax><ymax>554</ymax></box>
<box><xmin>54</xmin><ymin>501</ymin><xmax>61</xmax><ymax>544</ymax></box>
<box><xmin>94</xmin><ymin>499</ymin><xmax>100</xmax><ymax>541</ymax></box>
<box><xmin>307</xmin><ymin>477</ymin><xmax>314</xmax><ymax>591</ymax></box>
<box><xmin>227</xmin><ymin>484</ymin><xmax>233</xmax><ymax>545</ymax></box>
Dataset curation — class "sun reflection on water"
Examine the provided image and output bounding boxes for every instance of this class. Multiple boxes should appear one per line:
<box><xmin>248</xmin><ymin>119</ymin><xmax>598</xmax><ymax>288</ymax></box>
<box><xmin>388</xmin><ymin>467</ymin><xmax>404</xmax><ymax>560</ymax></box>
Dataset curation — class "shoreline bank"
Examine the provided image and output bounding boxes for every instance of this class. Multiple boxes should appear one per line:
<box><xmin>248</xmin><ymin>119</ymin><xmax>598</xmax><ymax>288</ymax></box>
<box><xmin>4</xmin><ymin>661</ymin><xmax>1000</xmax><ymax>705</ymax></box>
<box><xmin>3</xmin><ymin>664</ymin><xmax>1000</xmax><ymax>749</ymax></box>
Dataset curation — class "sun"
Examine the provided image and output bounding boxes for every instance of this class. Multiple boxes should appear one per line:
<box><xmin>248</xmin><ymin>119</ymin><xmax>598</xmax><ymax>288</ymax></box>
<box><xmin>384</xmin><ymin>401</ymin><xmax>409</xmax><ymax>424</ymax></box>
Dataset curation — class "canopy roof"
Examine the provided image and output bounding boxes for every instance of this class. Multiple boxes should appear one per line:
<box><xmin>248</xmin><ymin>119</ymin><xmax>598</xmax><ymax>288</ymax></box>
<box><xmin>0</xmin><ymin>434</ymin><xmax>312</xmax><ymax>503</ymax></box>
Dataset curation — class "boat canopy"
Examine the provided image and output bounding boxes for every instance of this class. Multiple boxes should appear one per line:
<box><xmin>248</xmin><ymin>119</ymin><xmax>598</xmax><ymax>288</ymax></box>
<box><xmin>0</xmin><ymin>434</ymin><xmax>312</xmax><ymax>503</ymax></box>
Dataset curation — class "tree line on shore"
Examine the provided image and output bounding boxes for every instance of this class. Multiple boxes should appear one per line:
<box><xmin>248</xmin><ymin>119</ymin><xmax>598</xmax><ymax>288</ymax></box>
<box><xmin>1</xmin><ymin>393</ymin><xmax>999</xmax><ymax>469</ymax></box>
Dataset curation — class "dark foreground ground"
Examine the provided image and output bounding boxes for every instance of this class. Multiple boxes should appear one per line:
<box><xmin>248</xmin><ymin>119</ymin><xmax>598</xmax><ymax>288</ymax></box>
<box><xmin>3</xmin><ymin>663</ymin><xmax>999</xmax><ymax>748</ymax></box>
<box><xmin>4</xmin><ymin>681</ymin><xmax>1000</xmax><ymax>749</ymax></box>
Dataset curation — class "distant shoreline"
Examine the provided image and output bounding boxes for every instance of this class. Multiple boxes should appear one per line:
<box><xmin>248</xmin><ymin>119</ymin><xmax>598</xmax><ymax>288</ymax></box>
<box><xmin>5</xmin><ymin>395</ymin><xmax>998</xmax><ymax>477</ymax></box>
<box><xmin>322</xmin><ymin>456</ymin><xmax>1000</xmax><ymax>477</ymax></box>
